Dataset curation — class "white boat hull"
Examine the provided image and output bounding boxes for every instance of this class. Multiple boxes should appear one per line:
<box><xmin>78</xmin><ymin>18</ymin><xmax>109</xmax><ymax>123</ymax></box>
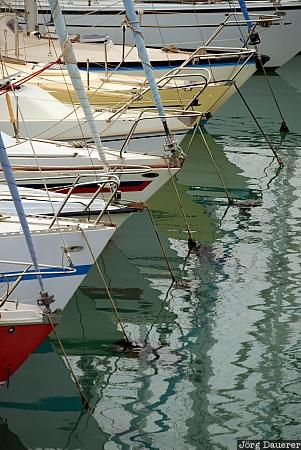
<box><xmin>0</xmin><ymin>218</ymin><xmax>115</xmax><ymax>310</ymax></box>
<box><xmin>0</xmin><ymin>85</ymin><xmax>196</xmax><ymax>149</ymax></box>
<box><xmin>5</xmin><ymin>0</ymin><xmax>301</xmax><ymax>68</ymax></box>
<box><xmin>8</xmin><ymin>165</ymin><xmax>181</xmax><ymax>202</ymax></box>
<box><xmin>2</xmin><ymin>131</ymin><xmax>183</xmax><ymax>203</ymax></box>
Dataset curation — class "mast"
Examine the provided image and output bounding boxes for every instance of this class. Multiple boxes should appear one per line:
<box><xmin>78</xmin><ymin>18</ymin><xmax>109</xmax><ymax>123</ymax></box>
<box><xmin>238</xmin><ymin>0</ymin><xmax>253</xmax><ymax>31</ymax></box>
<box><xmin>47</xmin><ymin>0</ymin><xmax>109</xmax><ymax>171</ymax></box>
<box><xmin>0</xmin><ymin>132</ymin><xmax>44</xmax><ymax>293</ymax></box>
<box><xmin>25</xmin><ymin>0</ymin><xmax>38</xmax><ymax>34</ymax></box>
<box><xmin>238</xmin><ymin>0</ymin><xmax>260</xmax><ymax>44</ymax></box>
<box><xmin>122</xmin><ymin>0</ymin><xmax>177</xmax><ymax>151</ymax></box>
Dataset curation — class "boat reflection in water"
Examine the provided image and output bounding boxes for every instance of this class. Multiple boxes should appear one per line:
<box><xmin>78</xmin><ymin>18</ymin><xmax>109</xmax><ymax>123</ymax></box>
<box><xmin>0</xmin><ymin>124</ymin><xmax>259</xmax><ymax>448</ymax></box>
<box><xmin>0</xmin><ymin>339</ymin><xmax>109</xmax><ymax>449</ymax></box>
<box><xmin>49</xmin><ymin>127</ymin><xmax>254</xmax><ymax>448</ymax></box>
<box><xmin>0</xmin><ymin>126</ymin><xmax>251</xmax><ymax>448</ymax></box>
<box><xmin>148</xmin><ymin>126</ymin><xmax>258</xmax><ymax>241</ymax></box>
<box><xmin>0</xmin><ymin>422</ymin><xmax>26</xmax><ymax>450</ymax></box>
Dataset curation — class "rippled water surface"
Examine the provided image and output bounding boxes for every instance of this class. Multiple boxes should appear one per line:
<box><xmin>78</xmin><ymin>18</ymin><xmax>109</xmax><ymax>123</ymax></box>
<box><xmin>1</xmin><ymin>56</ymin><xmax>301</xmax><ymax>449</ymax></box>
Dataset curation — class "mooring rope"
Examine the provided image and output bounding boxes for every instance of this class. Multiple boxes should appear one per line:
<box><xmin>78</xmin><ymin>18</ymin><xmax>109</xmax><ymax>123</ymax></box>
<box><xmin>80</xmin><ymin>227</ymin><xmax>131</xmax><ymax>344</ymax></box>
<box><xmin>145</xmin><ymin>203</ymin><xmax>176</xmax><ymax>282</ymax></box>
<box><xmin>167</xmin><ymin>158</ymin><xmax>196</xmax><ymax>248</ymax></box>
<box><xmin>196</xmin><ymin>124</ymin><xmax>233</xmax><ymax>205</ymax></box>
<box><xmin>142</xmin><ymin>242</ymin><xmax>194</xmax><ymax>347</ymax></box>
<box><xmin>254</xmin><ymin>51</ymin><xmax>289</xmax><ymax>133</ymax></box>
<box><xmin>234</xmin><ymin>82</ymin><xmax>284</xmax><ymax>167</ymax></box>
<box><xmin>47</xmin><ymin>314</ymin><xmax>90</xmax><ymax>410</ymax></box>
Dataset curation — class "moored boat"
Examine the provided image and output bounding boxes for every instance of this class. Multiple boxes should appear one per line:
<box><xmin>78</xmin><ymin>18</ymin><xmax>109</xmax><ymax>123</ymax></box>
<box><xmin>0</xmin><ymin>11</ymin><xmax>261</xmax><ymax>138</ymax></box>
<box><xmin>3</xmin><ymin>49</ymin><xmax>258</xmax><ymax>117</ymax></box>
<box><xmin>0</xmin><ymin>83</ymin><xmax>201</xmax><ymax>151</ymax></box>
<box><xmin>0</xmin><ymin>0</ymin><xmax>298</xmax><ymax>68</ymax></box>
<box><xmin>0</xmin><ymin>131</ymin><xmax>116</xmax><ymax>312</ymax></box>
<box><xmin>0</xmin><ymin>128</ymin><xmax>115</xmax><ymax>385</ymax></box>
<box><xmin>1</xmin><ymin>131</ymin><xmax>184</xmax><ymax>201</ymax></box>
<box><xmin>0</xmin><ymin>212</ymin><xmax>116</xmax><ymax>311</ymax></box>
<box><xmin>0</xmin><ymin>182</ymin><xmax>143</xmax><ymax>227</ymax></box>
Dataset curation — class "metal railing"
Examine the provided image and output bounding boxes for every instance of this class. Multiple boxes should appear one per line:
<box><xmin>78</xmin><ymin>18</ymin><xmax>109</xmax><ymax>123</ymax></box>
<box><xmin>108</xmin><ymin>41</ymin><xmax>255</xmax><ymax>122</ymax></box>
<box><xmin>47</xmin><ymin>172</ymin><xmax>120</xmax><ymax>227</ymax></box>
<box><xmin>117</xmin><ymin>108</ymin><xmax>204</xmax><ymax>156</ymax></box>
<box><xmin>0</xmin><ymin>173</ymin><xmax>123</xmax><ymax>304</ymax></box>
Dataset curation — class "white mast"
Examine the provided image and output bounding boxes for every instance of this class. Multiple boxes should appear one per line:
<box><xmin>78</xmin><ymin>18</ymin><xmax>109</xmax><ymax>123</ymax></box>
<box><xmin>47</xmin><ymin>0</ymin><xmax>109</xmax><ymax>171</ymax></box>
<box><xmin>24</xmin><ymin>0</ymin><xmax>38</xmax><ymax>34</ymax></box>
<box><xmin>122</xmin><ymin>0</ymin><xmax>177</xmax><ymax>152</ymax></box>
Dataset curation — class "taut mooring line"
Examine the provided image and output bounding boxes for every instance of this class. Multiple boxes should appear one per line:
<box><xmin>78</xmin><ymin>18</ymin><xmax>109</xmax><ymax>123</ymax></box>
<box><xmin>47</xmin><ymin>315</ymin><xmax>90</xmax><ymax>410</ymax></box>
<box><xmin>255</xmin><ymin>52</ymin><xmax>289</xmax><ymax>133</ymax></box>
<box><xmin>196</xmin><ymin>124</ymin><xmax>234</xmax><ymax>205</ymax></box>
<box><xmin>80</xmin><ymin>229</ymin><xmax>132</xmax><ymax>346</ymax></box>
<box><xmin>234</xmin><ymin>82</ymin><xmax>284</xmax><ymax>167</ymax></box>
<box><xmin>145</xmin><ymin>203</ymin><xmax>177</xmax><ymax>282</ymax></box>
<box><xmin>167</xmin><ymin>160</ymin><xmax>197</xmax><ymax>250</ymax></box>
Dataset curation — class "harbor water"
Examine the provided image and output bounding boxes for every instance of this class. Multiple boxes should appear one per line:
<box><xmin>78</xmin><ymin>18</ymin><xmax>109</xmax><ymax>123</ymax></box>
<box><xmin>1</xmin><ymin>55</ymin><xmax>301</xmax><ymax>449</ymax></box>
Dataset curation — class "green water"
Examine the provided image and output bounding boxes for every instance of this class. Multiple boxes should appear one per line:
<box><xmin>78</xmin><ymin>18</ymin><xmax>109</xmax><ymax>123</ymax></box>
<box><xmin>1</xmin><ymin>56</ymin><xmax>301</xmax><ymax>449</ymax></box>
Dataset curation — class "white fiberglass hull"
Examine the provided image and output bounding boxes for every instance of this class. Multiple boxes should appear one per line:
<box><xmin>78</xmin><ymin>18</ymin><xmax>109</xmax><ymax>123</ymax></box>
<box><xmin>0</xmin><ymin>85</ymin><xmax>195</xmax><ymax>146</ymax></box>
<box><xmin>2</xmin><ymin>132</ymin><xmax>183</xmax><ymax>202</ymax></box>
<box><xmin>0</xmin><ymin>217</ymin><xmax>115</xmax><ymax>310</ymax></box>
<box><xmin>0</xmin><ymin>189</ymin><xmax>136</xmax><ymax>228</ymax></box>
<box><xmin>0</xmin><ymin>14</ymin><xmax>256</xmax><ymax>76</ymax></box>
<box><xmin>85</xmin><ymin>57</ymin><xmax>258</xmax><ymax>87</ymax></box>
<box><xmin>1</xmin><ymin>53</ymin><xmax>257</xmax><ymax>130</ymax></box>
<box><xmin>5</xmin><ymin>0</ymin><xmax>301</xmax><ymax>68</ymax></box>
<box><xmin>7</xmin><ymin>164</ymin><xmax>181</xmax><ymax>203</ymax></box>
